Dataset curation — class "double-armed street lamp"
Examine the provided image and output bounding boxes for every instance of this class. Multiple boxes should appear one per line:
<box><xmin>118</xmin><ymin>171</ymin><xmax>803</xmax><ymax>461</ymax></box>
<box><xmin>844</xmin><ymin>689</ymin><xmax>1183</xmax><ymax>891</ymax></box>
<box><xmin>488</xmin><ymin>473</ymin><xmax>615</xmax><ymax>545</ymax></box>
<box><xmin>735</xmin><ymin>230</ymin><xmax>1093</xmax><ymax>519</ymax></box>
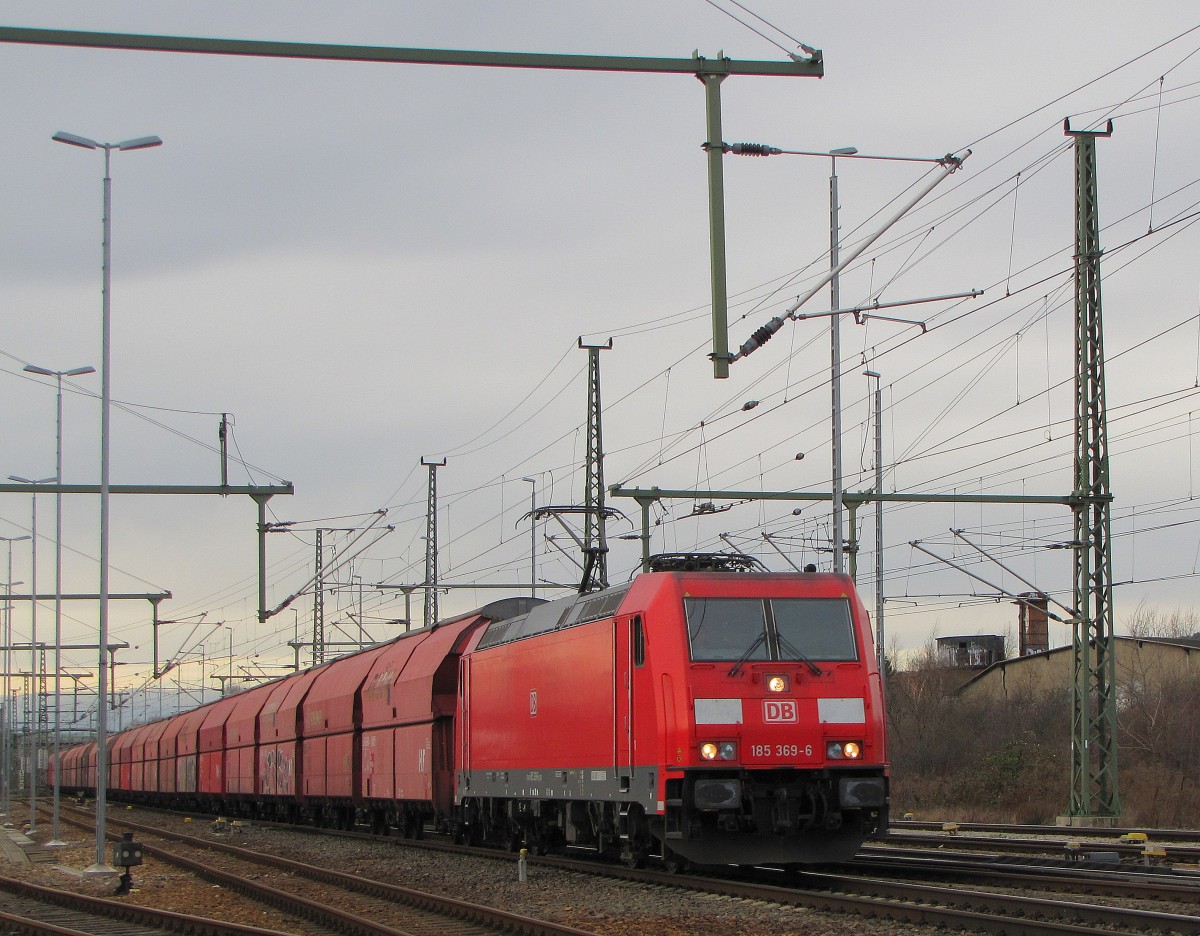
<box><xmin>53</xmin><ymin>129</ymin><xmax>162</xmax><ymax>873</ymax></box>
<box><xmin>22</xmin><ymin>362</ymin><xmax>95</xmax><ymax>845</ymax></box>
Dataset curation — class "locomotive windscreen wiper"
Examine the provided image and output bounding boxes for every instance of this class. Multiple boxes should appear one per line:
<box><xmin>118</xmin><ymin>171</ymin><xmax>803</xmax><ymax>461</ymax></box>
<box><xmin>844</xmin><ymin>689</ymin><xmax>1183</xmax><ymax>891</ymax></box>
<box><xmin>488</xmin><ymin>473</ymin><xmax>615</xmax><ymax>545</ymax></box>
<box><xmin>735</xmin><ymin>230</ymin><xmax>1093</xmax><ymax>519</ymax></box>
<box><xmin>777</xmin><ymin>633</ymin><xmax>824</xmax><ymax>676</ymax></box>
<box><xmin>728</xmin><ymin>631</ymin><xmax>767</xmax><ymax>676</ymax></box>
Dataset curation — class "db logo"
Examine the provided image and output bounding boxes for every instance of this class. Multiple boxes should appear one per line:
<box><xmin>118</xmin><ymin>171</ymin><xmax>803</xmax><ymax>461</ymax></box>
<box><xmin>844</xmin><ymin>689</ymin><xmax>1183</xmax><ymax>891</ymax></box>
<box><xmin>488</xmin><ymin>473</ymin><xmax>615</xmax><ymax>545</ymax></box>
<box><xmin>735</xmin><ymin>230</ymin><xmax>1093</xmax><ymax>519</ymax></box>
<box><xmin>763</xmin><ymin>700</ymin><xmax>797</xmax><ymax>723</ymax></box>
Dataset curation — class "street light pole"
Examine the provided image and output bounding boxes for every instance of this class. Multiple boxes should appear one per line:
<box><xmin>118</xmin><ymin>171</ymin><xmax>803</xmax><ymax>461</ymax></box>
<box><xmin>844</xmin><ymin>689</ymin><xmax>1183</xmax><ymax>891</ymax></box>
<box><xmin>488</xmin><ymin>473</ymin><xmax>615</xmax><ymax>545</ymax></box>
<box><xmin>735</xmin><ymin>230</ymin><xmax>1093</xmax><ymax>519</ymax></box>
<box><xmin>1</xmin><ymin>535</ymin><xmax>29</xmax><ymax>824</ymax></box>
<box><xmin>521</xmin><ymin>477</ymin><xmax>537</xmax><ymax>597</ymax></box>
<box><xmin>8</xmin><ymin>476</ymin><xmax>54</xmax><ymax>832</ymax></box>
<box><xmin>23</xmin><ymin>363</ymin><xmax>94</xmax><ymax>846</ymax></box>
<box><xmin>53</xmin><ymin>129</ymin><xmax>161</xmax><ymax>874</ymax></box>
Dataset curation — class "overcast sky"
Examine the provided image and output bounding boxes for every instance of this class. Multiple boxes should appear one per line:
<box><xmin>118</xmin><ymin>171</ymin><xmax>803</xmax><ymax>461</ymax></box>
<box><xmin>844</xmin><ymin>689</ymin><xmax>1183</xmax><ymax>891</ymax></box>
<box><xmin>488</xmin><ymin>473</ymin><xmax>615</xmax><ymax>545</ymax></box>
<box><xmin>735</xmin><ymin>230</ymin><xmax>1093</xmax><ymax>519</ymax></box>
<box><xmin>2</xmin><ymin>3</ymin><xmax>1199</xmax><ymax>706</ymax></box>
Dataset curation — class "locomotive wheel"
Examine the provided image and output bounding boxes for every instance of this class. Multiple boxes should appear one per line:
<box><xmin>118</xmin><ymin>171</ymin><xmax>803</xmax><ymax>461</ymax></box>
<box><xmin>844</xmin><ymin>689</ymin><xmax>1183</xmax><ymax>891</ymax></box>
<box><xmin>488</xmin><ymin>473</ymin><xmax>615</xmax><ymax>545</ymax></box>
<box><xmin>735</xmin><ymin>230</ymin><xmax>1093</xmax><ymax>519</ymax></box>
<box><xmin>662</xmin><ymin>848</ymin><xmax>690</xmax><ymax>874</ymax></box>
<box><xmin>620</xmin><ymin>804</ymin><xmax>651</xmax><ymax>868</ymax></box>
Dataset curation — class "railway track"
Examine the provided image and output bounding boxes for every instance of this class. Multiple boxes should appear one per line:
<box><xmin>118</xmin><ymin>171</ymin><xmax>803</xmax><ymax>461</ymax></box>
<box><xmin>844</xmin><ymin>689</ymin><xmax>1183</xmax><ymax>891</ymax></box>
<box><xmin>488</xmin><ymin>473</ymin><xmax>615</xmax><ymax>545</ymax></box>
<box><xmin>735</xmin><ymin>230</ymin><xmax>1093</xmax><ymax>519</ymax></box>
<box><xmin>883</xmin><ymin>827</ymin><xmax>1200</xmax><ymax>864</ymax></box>
<box><xmin>893</xmin><ymin>818</ymin><xmax>1200</xmax><ymax>842</ymax></box>
<box><xmin>54</xmin><ymin>806</ymin><xmax>597</xmax><ymax>936</ymax></box>
<box><xmin>64</xmin><ymin>803</ymin><xmax>1200</xmax><ymax>936</ymax></box>
<box><xmin>850</xmin><ymin>848</ymin><xmax>1200</xmax><ymax>901</ymax></box>
<box><xmin>518</xmin><ymin>850</ymin><xmax>1200</xmax><ymax>935</ymax></box>
<box><xmin>0</xmin><ymin>873</ymin><xmax>295</xmax><ymax>936</ymax></box>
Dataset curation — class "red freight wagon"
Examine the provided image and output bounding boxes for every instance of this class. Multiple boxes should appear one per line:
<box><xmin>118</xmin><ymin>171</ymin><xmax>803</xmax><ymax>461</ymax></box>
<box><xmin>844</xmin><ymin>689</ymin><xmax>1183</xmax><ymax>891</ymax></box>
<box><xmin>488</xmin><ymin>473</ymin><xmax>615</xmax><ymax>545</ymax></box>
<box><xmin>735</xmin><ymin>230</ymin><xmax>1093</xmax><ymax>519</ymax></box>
<box><xmin>360</xmin><ymin>634</ymin><xmax>423</xmax><ymax>806</ymax></box>
<box><xmin>140</xmin><ymin>719</ymin><xmax>171</xmax><ymax>794</ymax></box>
<box><xmin>127</xmin><ymin>722</ymin><xmax>158</xmax><ymax>793</ymax></box>
<box><xmin>62</xmin><ymin>741</ymin><xmax>93</xmax><ymax>792</ymax></box>
<box><xmin>111</xmin><ymin>726</ymin><xmax>140</xmax><ymax>792</ymax></box>
<box><xmin>157</xmin><ymin>706</ymin><xmax>193</xmax><ymax>795</ymax></box>
<box><xmin>95</xmin><ymin>736</ymin><xmax>116</xmax><ymax>793</ymax></box>
<box><xmin>299</xmin><ymin>645</ymin><xmax>388</xmax><ymax>825</ymax></box>
<box><xmin>358</xmin><ymin>601</ymin><xmax>536</xmax><ymax>835</ymax></box>
<box><xmin>259</xmin><ymin>667</ymin><xmax>320</xmax><ymax>801</ymax></box>
<box><xmin>172</xmin><ymin>705</ymin><xmax>210</xmax><ymax>797</ymax></box>
<box><xmin>198</xmin><ymin>695</ymin><xmax>243</xmax><ymax>798</ymax></box>
<box><xmin>224</xmin><ymin>682</ymin><xmax>274</xmax><ymax>798</ymax></box>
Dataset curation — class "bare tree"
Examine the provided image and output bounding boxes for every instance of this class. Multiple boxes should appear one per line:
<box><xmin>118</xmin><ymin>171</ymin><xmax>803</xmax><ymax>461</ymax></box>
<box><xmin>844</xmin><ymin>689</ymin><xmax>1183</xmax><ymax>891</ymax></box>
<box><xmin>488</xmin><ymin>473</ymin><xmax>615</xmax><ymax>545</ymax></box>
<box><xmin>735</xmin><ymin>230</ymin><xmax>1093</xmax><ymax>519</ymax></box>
<box><xmin>1124</xmin><ymin>602</ymin><xmax>1200</xmax><ymax>640</ymax></box>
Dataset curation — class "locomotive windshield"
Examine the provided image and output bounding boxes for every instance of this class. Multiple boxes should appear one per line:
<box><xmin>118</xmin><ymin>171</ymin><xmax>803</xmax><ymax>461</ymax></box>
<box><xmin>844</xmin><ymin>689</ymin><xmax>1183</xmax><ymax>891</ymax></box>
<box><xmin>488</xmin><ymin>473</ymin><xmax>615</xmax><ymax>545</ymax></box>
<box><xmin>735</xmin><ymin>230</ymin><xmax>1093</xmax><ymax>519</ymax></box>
<box><xmin>684</xmin><ymin>597</ymin><xmax>858</xmax><ymax>663</ymax></box>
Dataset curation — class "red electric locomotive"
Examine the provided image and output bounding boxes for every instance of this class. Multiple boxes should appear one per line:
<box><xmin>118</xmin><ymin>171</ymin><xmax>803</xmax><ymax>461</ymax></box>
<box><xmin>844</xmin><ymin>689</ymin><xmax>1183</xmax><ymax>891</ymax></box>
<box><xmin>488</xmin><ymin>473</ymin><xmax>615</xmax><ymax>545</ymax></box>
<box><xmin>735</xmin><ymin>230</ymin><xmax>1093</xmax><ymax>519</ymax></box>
<box><xmin>60</xmin><ymin>560</ymin><xmax>887</xmax><ymax>868</ymax></box>
<box><xmin>456</xmin><ymin>561</ymin><xmax>888</xmax><ymax>866</ymax></box>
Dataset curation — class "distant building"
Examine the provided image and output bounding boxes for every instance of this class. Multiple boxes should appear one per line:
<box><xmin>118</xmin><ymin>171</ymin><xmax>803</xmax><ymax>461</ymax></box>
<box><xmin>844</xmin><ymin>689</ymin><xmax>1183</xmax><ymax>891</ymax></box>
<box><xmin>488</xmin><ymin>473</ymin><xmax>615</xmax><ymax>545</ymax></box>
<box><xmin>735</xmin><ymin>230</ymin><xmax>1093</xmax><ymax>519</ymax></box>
<box><xmin>956</xmin><ymin>636</ymin><xmax>1200</xmax><ymax>701</ymax></box>
<box><xmin>936</xmin><ymin>634</ymin><xmax>1006</xmax><ymax>669</ymax></box>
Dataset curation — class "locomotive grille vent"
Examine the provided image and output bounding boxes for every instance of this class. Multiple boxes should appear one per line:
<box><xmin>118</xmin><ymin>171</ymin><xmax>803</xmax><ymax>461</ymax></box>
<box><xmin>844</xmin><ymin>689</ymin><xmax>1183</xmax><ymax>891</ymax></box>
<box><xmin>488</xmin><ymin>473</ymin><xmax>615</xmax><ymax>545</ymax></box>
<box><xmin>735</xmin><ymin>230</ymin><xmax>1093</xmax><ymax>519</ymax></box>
<box><xmin>476</xmin><ymin>616</ymin><xmax>523</xmax><ymax>650</ymax></box>
<box><xmin>564</xmin><ymin>586</ymin><xmax>631</xmax><ymax>628</ymax></box>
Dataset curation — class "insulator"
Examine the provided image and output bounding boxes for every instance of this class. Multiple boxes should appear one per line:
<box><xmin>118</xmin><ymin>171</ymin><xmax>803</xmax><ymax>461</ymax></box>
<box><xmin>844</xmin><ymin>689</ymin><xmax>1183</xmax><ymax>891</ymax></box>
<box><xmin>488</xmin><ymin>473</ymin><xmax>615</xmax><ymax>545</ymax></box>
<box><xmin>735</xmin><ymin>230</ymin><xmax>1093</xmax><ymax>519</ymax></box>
<box><xmin>736</xmin><ymin>316</ymin><xmax>784</xmax><ymax>359</ymax></box>
<box><xmin>730</xmin><ymin>142</ymin><xmax>781</xmax><ymax>157</ymax></box>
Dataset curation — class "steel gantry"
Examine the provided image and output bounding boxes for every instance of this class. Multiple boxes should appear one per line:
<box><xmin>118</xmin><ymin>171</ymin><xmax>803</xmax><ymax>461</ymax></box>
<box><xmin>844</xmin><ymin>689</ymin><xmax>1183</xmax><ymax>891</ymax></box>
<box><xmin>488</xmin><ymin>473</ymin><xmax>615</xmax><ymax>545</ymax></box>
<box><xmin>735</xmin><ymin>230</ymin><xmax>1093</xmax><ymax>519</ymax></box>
<box><xmin>609</xmin><ymin>487</ymin><xmax>1076</xmax><ymax>575</ymax></box>
<box><xmin>0</xmin><ymin>26</ymin><xmax>824</xmax><ymax>381</ymax></box>
<box><xmin>1065</xmin><ymin>119</ymin><xmax>1119</xmax><ymax>821</ymax></box>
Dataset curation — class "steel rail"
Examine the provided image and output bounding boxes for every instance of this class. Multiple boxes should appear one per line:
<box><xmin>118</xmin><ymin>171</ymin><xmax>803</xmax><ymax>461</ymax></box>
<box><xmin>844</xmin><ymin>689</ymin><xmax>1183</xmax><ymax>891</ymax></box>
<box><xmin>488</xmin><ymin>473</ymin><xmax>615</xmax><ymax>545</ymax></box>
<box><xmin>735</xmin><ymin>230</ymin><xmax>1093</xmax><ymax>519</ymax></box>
<box><xmin>883</xmin><ymin>829</ymin><xmax>1200</xmax><ymax>863</ymax></box>
<box><xmin>893</xmin><ymin>817</ymin><xmax>1200</xmax><ymax>842</ymax></box>
<box><xmin>852</xmin><ymin>850</ymin><xmax>1200</xmax><ymax>902</ymax></box>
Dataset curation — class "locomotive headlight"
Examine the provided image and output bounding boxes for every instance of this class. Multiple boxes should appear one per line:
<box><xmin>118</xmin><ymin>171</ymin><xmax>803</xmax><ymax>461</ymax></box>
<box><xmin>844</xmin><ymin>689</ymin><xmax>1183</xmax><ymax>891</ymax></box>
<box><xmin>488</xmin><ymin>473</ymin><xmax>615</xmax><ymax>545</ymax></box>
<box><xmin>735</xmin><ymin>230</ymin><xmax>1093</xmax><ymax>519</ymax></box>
<box><xmin>767</xmin><ymin>675</ymin><xmax>789</xmax><ymax>693</ymax></box>
<box><xmin>700</xmin><ymin>741</ymin><xmax>738</xmax><ymax>761</ymax></box>
<box><xmin>827</xmin><ymin>740</ymin><xmax>863</xmax><ymax>760</ymax></box>
<box><xmin>843</xmin><ymin>741</ymin><xmax>862</xmax><ymax>759</ymax></box>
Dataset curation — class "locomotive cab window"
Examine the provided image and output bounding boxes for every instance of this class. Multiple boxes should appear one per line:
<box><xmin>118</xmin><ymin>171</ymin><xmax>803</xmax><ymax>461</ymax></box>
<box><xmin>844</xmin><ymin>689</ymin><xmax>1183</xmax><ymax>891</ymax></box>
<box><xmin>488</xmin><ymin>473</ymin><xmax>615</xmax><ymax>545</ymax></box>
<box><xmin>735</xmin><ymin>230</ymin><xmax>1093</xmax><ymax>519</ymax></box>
<box><xmin>684</xmin><ymin>597</ymin><xmax>857</xmax><ymax>663</ymax></box>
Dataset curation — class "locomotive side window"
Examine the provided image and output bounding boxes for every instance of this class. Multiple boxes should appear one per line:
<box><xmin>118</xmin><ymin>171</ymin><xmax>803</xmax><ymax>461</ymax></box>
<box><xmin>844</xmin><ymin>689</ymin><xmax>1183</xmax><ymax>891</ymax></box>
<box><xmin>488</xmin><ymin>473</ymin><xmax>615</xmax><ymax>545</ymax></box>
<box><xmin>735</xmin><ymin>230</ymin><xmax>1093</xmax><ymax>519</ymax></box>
<box><xmin>685</xmin><ymin>598</ymin><xmax>769</xmax><ymax>661</ymax></box>
<box><xmin>771</xmin><ymin>598</ymin><xmax>858</xmax><ymax>662</ymax></box>
<box><xmin>633</xmin><ymin>615</ymin><xmax>646</xmax><ymax>667</ymax></box>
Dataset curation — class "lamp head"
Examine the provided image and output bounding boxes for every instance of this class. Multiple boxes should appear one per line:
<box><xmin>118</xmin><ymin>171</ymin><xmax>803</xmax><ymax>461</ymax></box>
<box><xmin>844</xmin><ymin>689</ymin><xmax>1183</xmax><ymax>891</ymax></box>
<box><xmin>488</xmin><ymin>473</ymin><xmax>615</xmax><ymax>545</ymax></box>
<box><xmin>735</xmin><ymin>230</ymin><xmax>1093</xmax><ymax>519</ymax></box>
<box><xmin>830</xmin><ymin>146</ymin><xmax>859</xmax><ymax>156</ymax></box>
<box><xmin>118</xmin><ymin>136</ymin><xmax>163</xmax><ymax>151</ymax></box>
<box><xmin>52</xmin><ymin>131</ymin><xmax>99</xmax><ymax>150</ymax></box>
